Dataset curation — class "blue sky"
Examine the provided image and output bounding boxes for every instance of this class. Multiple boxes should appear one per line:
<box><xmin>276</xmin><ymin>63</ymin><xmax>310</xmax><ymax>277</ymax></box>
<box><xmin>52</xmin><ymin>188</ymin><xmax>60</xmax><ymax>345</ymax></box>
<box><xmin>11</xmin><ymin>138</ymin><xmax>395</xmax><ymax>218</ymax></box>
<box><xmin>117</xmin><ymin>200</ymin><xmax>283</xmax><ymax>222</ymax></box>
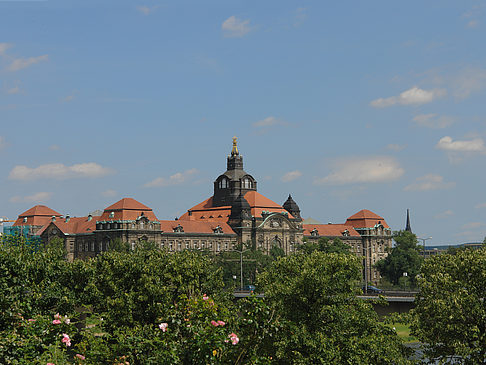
<box><xmin>1</xmin><ymin>0</ymin><xmax>486</xmax><ymax>245</ymax></box>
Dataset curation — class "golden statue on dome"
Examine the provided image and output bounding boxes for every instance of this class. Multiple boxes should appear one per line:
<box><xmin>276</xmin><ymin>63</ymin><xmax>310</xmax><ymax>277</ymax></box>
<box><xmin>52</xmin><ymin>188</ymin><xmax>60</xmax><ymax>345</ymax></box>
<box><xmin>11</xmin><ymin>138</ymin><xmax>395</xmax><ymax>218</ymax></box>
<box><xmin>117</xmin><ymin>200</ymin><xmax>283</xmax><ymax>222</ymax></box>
<box><xmin>231</xmin><ymin>136</ymin><xmax>239</xmax><ymax>156</ymax></box>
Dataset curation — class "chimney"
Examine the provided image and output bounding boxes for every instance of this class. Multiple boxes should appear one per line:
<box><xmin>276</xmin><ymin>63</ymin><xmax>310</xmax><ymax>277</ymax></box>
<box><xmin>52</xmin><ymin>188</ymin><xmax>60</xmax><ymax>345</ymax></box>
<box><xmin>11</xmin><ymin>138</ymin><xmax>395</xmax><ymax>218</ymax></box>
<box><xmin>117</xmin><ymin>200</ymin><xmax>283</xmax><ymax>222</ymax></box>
<box><xmin>88</xmin><ymin>214</ymin><xmax>93</xmax><ymax>222</ymax></box>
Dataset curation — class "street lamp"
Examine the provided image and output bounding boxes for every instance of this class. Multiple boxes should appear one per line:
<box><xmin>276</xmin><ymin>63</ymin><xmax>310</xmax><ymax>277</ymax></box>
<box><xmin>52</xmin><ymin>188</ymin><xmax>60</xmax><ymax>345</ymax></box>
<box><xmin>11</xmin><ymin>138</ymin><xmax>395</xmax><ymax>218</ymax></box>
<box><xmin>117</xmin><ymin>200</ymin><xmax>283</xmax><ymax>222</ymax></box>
<box><xmin>232</xmin><ymin>247</ymin><xmax>250</xmax><ymax>290</ymax></box>
<box><xmin>418</xmin><ymin>236</ymin><xmax>432</xmax><ymax>258</ymax></box>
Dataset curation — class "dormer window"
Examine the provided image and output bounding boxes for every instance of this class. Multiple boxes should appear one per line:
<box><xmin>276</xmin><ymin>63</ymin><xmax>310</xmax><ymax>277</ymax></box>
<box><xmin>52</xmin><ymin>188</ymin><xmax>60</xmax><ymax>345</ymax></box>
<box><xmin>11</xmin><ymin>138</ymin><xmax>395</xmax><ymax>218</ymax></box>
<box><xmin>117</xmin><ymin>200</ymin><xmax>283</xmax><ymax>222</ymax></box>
<box><xmin>219</xmin><ymin>178</ymin><xmax>228</xmax><ymax>189</ymax></box>
<box><xmin>173</xmin><ymin>224</ymin><xmax>184</xmax><ymax>233</ymax></box>
<box><xmin>213</xmin><ymin>225</ymin><xmax>223</xmax><ymax>234</ymax></box>
<box><xmin>109</xmin><ymin>211</ymin><xmax>115</xmax><ymax>218</ymax></box>
<box><xmin>242</xmin><ymin>178</ymin><xmax>252</xmax><ymax>189</ymax></box>
<box><xmin>342</xmin><ymin>229</ymin><xmax>350</xmax><ymax>237</ymax></box>
<box><xmin>310</xmin><ymin>228</ymin><xmax>319</xmax><ymax>237</ymax></box>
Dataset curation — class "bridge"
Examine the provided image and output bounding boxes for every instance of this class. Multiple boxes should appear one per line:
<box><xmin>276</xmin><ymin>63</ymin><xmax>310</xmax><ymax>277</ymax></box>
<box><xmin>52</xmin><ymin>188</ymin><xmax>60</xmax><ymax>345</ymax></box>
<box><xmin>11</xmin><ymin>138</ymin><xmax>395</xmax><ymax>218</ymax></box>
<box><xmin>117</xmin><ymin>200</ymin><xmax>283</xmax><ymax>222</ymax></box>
<box><xmin>234</xmin><ymin>290</ymin><xmax>417</xmax><ymax>316</ymax></box>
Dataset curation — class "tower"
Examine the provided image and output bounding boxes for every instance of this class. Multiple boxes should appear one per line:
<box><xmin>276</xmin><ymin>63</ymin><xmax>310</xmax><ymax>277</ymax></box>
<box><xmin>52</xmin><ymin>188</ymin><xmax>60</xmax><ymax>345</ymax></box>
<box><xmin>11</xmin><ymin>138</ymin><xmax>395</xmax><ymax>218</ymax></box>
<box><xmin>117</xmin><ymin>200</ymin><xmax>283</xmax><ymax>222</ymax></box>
<box><xmin>282</xmin><ymin>194</ymin><xmax>302</xmax><ymax>221</ymax></box>
<box><xmin>212</xmin><ymin>137</ymin><xmax>257</xmax><ymax>207</ymax></box>
<box><xmin>405</xmin><ymin>209</ymin><xmax>412</xmax><ymax>233</ymax></box>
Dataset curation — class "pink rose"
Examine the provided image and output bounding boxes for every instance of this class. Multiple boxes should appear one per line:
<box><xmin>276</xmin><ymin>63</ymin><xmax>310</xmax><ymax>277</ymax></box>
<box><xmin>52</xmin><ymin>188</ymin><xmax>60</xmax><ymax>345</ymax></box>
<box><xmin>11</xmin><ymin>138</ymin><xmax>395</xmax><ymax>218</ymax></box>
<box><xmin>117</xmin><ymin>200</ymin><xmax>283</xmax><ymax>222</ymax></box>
<box><xmin>229</xmin><ymin>332</ymin><xmax>239</xmax><ymax>345</ymax></box>
<box><xmin>61</xmin><ymin>333</ymin><xmax>71</xmax><ymax>347</ymax></box>
<box><xmin>52</xmin><ymin>319</ymin><xmax>62</xmax><ymax>325</ymax></box>
<box><xmin>54</xmin><ymin>313</ymin><xmax>61</xmax><ymax>320</ymax></box>
<box><xmin>202</xmin><ymin>294</ymin><xmax>209</xmax><ymax>301</ymax></box>
<box><xmin>159</xmin><ymin>322</ymin><xmax>168</xmax><ymax>332</ymax></box>
<box><xmin>217</xmin><ymin>320</ymin><xmax>225</xmax><ymax>326</ymax></box>
<box><xmin>75</xmin><ymin>354</ymin><xmax>86</xmax><ymax>360</ymax></box>
<box><xmin>211</xmin><ymin>320</ymin><xmax>219</xmax><ymax>326</ymax></box>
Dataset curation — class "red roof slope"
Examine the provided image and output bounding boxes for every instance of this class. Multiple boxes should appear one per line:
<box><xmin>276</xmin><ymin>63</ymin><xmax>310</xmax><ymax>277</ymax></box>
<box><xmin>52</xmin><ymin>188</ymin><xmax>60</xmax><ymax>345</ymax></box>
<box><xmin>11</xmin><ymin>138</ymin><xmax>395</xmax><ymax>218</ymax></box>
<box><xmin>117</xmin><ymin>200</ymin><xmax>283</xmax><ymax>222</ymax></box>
<box><xmin>14</xmin><ymin>205</ymin><xmax>62</xmax><ymax>226</ymax></box>
<box><xmin>302</xmin><ymin>224</ymin><xmax>360</xmax><ymax>237</ymax></box>
<box><xmin>99</xmin><ymin>198</ymin><xmax>158</xmax><ymax>221</ymax></box>
<box><xmin>179</xmin><ymin>191</ymin><xmax>293</xmax><ymax>222</ymax></box>
<box><xmin>37</xmin><ymin>216</ymin><xmax>100</xmax><ymax>235</ymax></box>
<box><xmin>345</xmin><ymin>209</ymin><xmax>389</xmax><ymax>229</ymax></box>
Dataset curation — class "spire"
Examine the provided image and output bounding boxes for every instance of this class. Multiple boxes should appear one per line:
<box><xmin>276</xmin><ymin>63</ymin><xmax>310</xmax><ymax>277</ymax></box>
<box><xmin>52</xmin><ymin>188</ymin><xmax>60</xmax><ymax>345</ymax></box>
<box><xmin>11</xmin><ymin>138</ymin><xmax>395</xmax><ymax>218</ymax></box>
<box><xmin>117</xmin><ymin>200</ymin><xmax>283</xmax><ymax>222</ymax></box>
<box><xmin>405</xmin><ymin>209</ymin><xmax>412</xmax><ymax>232</ymax></box>
<box><xmin>231</xmin><ymin>136</ymin><xmax>239</xmax><ymax>156</ymax></box>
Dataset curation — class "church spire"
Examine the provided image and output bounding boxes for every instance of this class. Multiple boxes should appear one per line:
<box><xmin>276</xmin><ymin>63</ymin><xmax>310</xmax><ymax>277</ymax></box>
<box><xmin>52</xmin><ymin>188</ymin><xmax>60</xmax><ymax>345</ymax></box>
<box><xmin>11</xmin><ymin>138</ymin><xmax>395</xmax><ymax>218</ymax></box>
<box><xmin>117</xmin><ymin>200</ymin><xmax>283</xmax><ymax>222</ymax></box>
<box><xmin>405</xmin><ymin>209</ymin><xmax>412</xmax><ymax>232</ymax></box>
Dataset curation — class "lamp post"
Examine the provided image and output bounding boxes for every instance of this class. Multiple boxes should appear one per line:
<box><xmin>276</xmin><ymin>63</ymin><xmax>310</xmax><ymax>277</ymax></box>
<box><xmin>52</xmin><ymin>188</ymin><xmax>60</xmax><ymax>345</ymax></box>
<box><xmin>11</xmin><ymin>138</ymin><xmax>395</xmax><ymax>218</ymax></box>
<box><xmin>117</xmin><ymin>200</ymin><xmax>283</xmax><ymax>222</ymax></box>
<box><xmin>233</xmin><ymin>247</ymin><xmax>249</xmax><ymax>289</ymax></box>
<box><xmin>418</xmin><ymin>236</ymin><xmax>432</xmax><ymax>258</ymax></box>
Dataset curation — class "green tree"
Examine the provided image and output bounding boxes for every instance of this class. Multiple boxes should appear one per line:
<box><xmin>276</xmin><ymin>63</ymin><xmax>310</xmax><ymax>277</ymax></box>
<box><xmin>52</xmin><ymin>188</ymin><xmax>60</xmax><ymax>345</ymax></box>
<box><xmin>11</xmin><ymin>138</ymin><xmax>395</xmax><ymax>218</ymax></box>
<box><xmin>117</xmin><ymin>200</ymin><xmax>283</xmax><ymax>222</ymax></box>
<box><xmin>411</xmin><ymin>248</ymin><xmax>486</xmax><ymax>364</ymax></box>
<box><xmin>298</xmin><ymin>237</ymin><xmax>351</xmax><ymax>255</ymax></box>
<box><xmin>375</xmin><ymin>230</ymin><xmax>423</xmax><ymax>286</ymax></box>
<box><xmin>258</xmin><ymin>251</ymin><xmax>410</xmax><ymax>364</ymax></box>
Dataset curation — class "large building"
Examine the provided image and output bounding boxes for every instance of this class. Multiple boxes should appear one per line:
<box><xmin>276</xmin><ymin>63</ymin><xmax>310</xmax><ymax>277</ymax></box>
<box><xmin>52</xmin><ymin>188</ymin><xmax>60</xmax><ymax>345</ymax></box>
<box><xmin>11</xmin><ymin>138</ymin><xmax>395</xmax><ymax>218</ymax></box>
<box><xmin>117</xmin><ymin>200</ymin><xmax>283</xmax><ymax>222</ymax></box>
<box><xmin>8</xmin><ymin>138</ymin><xmax>392</xmax><ymax>283</ymax></box>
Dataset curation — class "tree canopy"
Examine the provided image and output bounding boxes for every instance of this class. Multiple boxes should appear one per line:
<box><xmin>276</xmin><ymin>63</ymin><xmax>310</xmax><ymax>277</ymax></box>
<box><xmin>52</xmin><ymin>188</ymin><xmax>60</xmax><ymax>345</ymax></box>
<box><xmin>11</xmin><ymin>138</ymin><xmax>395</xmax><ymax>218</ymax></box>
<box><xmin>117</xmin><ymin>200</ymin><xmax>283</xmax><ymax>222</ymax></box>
<box><xmin>411</xmin><ymin>247</ymin><xmax>486</xmax><ymax>364</ymax></box>
<box><xmin>258</xmin><ymin>251</ymin><xmax>410</xmax><ymax>364</ymax></box>
<box><xmin>375</xmin><ymin>230</ymin><xmax>423</xmax><ymax>286</ymax></box>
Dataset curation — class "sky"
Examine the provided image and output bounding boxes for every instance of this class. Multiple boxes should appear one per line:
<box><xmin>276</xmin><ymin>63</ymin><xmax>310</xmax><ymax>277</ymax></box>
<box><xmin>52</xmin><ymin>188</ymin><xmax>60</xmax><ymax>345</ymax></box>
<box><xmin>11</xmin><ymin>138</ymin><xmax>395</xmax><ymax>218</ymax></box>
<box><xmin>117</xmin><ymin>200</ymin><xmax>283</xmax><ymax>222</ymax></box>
<box><xmin>1</xmin><ymin>0</ymin><xmax>486</xmax><ymax>246</ymax></box>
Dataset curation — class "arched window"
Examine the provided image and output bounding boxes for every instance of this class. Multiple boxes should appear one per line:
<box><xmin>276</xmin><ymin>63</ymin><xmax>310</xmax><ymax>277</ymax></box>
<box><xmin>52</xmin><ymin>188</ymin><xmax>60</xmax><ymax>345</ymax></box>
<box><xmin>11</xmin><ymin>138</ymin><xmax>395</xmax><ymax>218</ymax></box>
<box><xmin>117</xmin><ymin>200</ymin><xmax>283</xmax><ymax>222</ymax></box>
<box><xmin>219</xmin><ymin>178</ymin><xmax>228</xmax><ymax>189</ymax></box>
<box><xmin>242</xmin><ymin>178</ymin><xmax>252</xmax><ymax>189</ymax></box>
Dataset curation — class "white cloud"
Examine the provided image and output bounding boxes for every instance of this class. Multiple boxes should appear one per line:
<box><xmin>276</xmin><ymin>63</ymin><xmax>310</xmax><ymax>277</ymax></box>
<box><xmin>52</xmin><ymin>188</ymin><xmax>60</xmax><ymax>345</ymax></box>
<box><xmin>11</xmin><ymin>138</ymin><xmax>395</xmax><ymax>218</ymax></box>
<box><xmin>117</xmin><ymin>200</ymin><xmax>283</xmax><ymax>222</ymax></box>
<box><xmin>435</xmin><ymin>209</ymin><xmax>454</xmax><ymax>219</ymax></box>
<box><xmin>144</xmin><ymin>168</ymin><xmax>198</xmax><ymax>188</ymax></box>
<box><xmin>370</xmin><ymin>87</ymin><xmax>446</xmax><ymax>108</ymax></box>
<box><xmin>314</xmin><ymin>156</ymin><xmax>404</xmax><ymax>185</ymax></box>
<box><xmin>281</xmin><ymin>170</ymin><xmax>302</xmax><ymax>182</ymax></box>
<box><xmin>412</xmin><ymin>113</ymin><xmax>454</xmax><ymax>129</ymax></box>
<box><xmin>101</xmin><ymin>189</ymin><xmax>117</xmax><ymax>197</ymax></box>
<box><xmin>7</xmin><ymin>85</ymin><xmax>21</xmax><ymax>95</ymax></box>
<box><xmin>436</xmin><ymin>136</ymin><xmax>486</xmax><ymax>152</ymax></box>
<box><xmin>10</xmin><ymin>192</ymin><xmax>52</xmax><ymax>203</ymax></box>
<box><xmin>404</xmin><ymin>174</ymin><xmax>455</xmax><ymax>192</ymax></box>
<box><xmin>462</xmin><ymin>222</ymin><xmax>486</xmax><ymax>230</ymax></box>
<box><xmin>0</xmin><ymin>43</ymin><xmax>11</xmax><ymax>56</ymax></box>
<box><xmin>8</xmin><ymin>54</ymin><xmax>48</xmax><ymax>72</ymax></box>
<box><xmin>252</xmin><ymin>116</ymin><xmax>288</xmax><ymax>129</ymax></box>
<box><xmin>294</xmin><ymin>7</ymin><xmax>307</xmax><ymax>27</ymax></box>
<box><xmin>222</xmin><ymin>16</ymin><xmax>252</xmax><ymax>38</ymax></box>
<box><xmin>61</xmin><ymin>92</ymin><xmax>76</xmax><ymax>103</ymax></box>
<box><xmin>386</xmin><ymin>144</ymin><xmax>406</xmax><ymax>151</ymax></box>
<box><xmin>9</xmin><ymin>162</ymin><xmax>114</xmax><ymax>181</ymax></box>
<box><xmin>137</xmin><ymin>5</ymin><xmax>157</xmax><ymax>15</ymax></box>
<box><xmin>452</xmin><ymin>68</ymin><xmax>486</xmax><ymax>99</ymax></box>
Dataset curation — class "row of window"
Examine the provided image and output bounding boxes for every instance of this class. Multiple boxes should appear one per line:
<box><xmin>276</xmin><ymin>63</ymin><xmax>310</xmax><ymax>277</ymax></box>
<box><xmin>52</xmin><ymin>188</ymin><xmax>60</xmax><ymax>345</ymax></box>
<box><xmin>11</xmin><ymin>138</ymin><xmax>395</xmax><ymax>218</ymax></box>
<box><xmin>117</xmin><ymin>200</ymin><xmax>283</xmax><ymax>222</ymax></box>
<box><xmin>217</xmin><ymin>177</ymin><xmax>253</xmax><ymax>189</ymax></box>
<box><xmin>97</xmin><ymin>222</ymin><xmax>156</xmax><ymax>230</ymax></box>
<box><xmin>160</xmin><ymin>240</ymin><xmax>233</xmax><ymax>251</ymax></box>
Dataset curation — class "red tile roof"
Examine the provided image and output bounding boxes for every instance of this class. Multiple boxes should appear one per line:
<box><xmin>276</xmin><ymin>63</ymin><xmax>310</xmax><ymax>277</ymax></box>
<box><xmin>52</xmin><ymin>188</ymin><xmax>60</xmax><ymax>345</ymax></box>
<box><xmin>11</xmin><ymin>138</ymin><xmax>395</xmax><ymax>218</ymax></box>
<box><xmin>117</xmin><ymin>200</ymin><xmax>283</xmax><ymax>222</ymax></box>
<box><xmin>159</xmin><ymin>220</ymin><xmax>235</xmax><ymax>234</ymax></box>
<box><xmin>345</xmin><ymin>209</ymin><xmax>390</xmax><ymax>229</ymax></box>
<box><xmin>179</xmin><ymin>191</ymin><xmax>293</xmax><ymax>222</ymax></box>
<box><xmin>37</xmin><ymin>216</ymin><xmax>100</xmax><ymax>235</ymax></box>
<box><xmin>99</xmin><ymin>198</ymin><xmax>158</xmax><ymax>221</ymax></box>
<box><xmin>302</xmin><ymin>224</ymin><xmax>360</xmax><ymax>237</ymax></box>
<box><xmin>104</xmin><ymin>198</ymin><xmax>152</xmax><ymax>211</ymax></box>
<box><xmin>14</xmin><ymin>205</ymin><xmax>62</xmax><ymax>226</ymax></box>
